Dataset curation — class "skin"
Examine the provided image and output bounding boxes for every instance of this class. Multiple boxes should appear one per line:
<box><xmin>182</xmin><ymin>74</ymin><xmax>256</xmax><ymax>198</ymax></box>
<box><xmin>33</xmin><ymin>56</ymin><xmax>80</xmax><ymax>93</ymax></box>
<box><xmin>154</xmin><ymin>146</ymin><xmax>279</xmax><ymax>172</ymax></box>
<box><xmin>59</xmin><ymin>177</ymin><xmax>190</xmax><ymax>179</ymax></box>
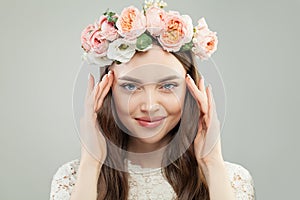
<box><xmin>109</xmin><ymin>46</ymin><xmax>188</xmax><ymax>167</ymax></box>
<box><xmin>111</xmin><ymin>47</ymin><xmax>186</xmax><ymax>153</ymax></box>
<box><xmin>70</xmin><ymin>46</ymin><xmax>235</xmax><ymax>200</ymax></box>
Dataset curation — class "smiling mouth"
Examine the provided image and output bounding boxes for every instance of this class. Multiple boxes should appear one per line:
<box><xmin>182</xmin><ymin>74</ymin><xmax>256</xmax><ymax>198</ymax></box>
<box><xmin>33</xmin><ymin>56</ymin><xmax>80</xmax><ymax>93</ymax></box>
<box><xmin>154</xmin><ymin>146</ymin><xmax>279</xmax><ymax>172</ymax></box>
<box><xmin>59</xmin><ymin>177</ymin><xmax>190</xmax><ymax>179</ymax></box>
<box><xmin>135</xmin><ymin>117</ymin><xmax>166</xmax><ymax>128</ymax></box>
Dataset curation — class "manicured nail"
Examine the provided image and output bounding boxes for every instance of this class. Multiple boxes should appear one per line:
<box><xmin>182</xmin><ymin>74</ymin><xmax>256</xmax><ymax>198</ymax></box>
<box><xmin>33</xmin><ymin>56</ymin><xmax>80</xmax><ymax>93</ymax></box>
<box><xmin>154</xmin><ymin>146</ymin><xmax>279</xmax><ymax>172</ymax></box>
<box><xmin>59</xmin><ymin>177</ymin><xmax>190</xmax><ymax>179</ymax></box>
<box><xmin>102</xmin><ymin>74</ymin><xmax>107</xmax><ymax>81</ymax></box>
<box><xmin>186</xmin><ymin>74</ymin><xmax>191</xmax><ymax>79</ymax></box>
<box><xmin>201</xmin><ymin>78</ymin><xmax>205</xmax><ymax>85</ymax></box>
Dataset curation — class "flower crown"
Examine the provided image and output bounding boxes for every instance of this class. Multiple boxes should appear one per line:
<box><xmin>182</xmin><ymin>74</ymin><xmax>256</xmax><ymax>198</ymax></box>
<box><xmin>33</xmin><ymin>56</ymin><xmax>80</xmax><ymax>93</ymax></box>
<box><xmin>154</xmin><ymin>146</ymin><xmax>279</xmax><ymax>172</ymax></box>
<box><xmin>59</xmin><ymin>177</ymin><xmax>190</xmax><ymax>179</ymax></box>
<box><xmin>81</xmin><ymin>0</ymin><xmax>218</xmax><ymax>67</ymax></box>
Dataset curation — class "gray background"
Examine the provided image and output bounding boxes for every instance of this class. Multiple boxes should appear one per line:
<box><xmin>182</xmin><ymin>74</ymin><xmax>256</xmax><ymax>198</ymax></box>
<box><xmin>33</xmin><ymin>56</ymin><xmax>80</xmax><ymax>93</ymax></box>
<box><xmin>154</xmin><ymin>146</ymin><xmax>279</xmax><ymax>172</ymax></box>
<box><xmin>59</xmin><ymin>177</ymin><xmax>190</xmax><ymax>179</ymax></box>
<box><xmin>0</xmin><ymin>0</ymin><xmax>299</xmax><ymax>199</ymax></box>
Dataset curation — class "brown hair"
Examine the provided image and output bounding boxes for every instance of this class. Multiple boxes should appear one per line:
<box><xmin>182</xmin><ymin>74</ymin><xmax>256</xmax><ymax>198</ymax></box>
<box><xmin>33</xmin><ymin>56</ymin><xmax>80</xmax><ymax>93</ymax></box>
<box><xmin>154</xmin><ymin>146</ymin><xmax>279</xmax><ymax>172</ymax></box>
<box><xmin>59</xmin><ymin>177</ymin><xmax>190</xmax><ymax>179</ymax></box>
<box><xmin>96</xmin><ymin>49</ymin><xmax>210</xmax><ymax>200</ymax></box>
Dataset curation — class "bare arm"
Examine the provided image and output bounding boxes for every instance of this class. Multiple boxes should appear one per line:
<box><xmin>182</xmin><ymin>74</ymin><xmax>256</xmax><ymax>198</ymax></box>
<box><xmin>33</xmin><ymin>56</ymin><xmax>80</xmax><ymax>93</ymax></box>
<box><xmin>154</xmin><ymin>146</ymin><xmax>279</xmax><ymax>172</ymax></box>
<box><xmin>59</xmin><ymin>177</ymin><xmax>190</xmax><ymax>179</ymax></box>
<box><xmin>70</xmin><ymin>72</ymin><xmax>114</xmax><ymax>200</ymax></box>
<box><xmin>186</xmin><ymin>75</ymin><xmax>235</xmax><ymax>199</ymax></box>
<box><xmin>200</xmin><ymin>160</ymin><xmax>235</xmax><ymax>200</ymax></box>
<box><xmin>70</xmin><ymin>154</ymin><xmax>102</xmax><ymax>200</ymax></box>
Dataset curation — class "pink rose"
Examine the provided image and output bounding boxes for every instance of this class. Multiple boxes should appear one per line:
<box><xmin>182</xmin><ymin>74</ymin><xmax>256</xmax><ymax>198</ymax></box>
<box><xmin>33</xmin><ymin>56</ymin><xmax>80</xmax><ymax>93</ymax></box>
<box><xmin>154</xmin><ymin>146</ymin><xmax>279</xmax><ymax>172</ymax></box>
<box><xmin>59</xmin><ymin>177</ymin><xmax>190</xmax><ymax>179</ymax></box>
<box><xmin>116</xmin><ymin>6</ymin><xmax>146</xmax><ymax>40</ymax></box>
<box><xmin>158</xmin><ymin>11</ymin><xmax>194</xmax><ymax>52</ymax></box>
<box><xmin>89</xmin><ymin>30</ymin><xmax>109</xmax><ymax>56</ymax></box>
<box><xmin>145</xmin><ymin>6</ymin><xmax>165</xmax><ymax>36</ymax></box>
<box><xmin>96</xmin><ymin>15</ymin><xmax>119</xmax><ymax>41</ymax></box>
<box><xmin>192</xmin><ymin>18</ymin><xmax>218</xmax><ymax>60</ymax></box>
<box><xmin>81</xmin><ymin>24</ymin><xmax>96</xmax><ymax>52</ymax></box>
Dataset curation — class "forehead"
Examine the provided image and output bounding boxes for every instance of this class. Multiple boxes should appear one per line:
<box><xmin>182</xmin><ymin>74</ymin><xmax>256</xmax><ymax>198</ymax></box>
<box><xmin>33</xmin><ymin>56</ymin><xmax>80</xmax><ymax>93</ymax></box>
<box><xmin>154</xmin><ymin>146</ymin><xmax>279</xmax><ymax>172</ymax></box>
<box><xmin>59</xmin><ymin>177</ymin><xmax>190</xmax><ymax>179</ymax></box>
<box><xmin>111</xmin><ymin>47</ymin><xmax>186</xmax><ymax>78</ymax></box>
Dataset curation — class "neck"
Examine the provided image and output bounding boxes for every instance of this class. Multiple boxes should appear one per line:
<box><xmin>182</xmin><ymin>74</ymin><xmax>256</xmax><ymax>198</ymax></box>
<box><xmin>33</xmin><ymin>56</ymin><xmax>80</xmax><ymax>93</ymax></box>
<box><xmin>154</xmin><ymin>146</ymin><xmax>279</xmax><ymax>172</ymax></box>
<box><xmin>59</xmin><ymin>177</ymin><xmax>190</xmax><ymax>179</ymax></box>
<box><xmin>126</xmin><ymin>134</ymin><xmax>172</xmax><ymax>168</ymax></box>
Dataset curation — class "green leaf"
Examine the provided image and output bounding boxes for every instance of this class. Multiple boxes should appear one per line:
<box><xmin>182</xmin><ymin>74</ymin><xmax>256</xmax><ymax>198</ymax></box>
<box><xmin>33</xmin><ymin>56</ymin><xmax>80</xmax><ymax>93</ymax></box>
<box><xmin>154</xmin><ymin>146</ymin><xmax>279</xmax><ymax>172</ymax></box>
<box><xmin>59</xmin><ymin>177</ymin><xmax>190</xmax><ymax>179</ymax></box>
<box><xmin>103</xmin><ymin>8</ymin><xmax>109</xmax><ymax>16</ymax></box>
<box><xmin>115</xmin><ymin>60</ymin><xmax>122</xmax><ymax>65</ymax></box>
<box><xmin>112</xmin><ymin>17</ymin><xmax>118</xmax><ymax>23</ymax></box>
<box><xmin>118</xmin><ymin>44</ymin><xmax>129</xmax><ymax>50</ymax></box>
<box><xmin>108</xmin><ymin>12</ymin><xmax>115</xmax><ymax>17</ymax></box>
<box><xmin>180</xmin><ymin>40</ymin><xmax>194</xmax><ymax>52</ymax></box>
<box><xmin>136</xmin><ymin>33</ymin><xmax>153</xmax><ymax>51</ymax></box>
<box><xmin>107</xmin><ymin>16</ymin><xmax>113</xmax><ymax>22</ymax></box>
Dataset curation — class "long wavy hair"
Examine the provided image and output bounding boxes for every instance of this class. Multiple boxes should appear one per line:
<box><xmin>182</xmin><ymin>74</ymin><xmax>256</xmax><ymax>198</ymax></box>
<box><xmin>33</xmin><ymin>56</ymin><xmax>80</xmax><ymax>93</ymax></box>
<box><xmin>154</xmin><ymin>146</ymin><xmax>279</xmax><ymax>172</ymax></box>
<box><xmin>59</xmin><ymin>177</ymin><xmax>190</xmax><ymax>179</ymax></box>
<box><xmin>95</xmin><ymin>47</ymin><xmax>210</xmax><ymax>199</ymax></box>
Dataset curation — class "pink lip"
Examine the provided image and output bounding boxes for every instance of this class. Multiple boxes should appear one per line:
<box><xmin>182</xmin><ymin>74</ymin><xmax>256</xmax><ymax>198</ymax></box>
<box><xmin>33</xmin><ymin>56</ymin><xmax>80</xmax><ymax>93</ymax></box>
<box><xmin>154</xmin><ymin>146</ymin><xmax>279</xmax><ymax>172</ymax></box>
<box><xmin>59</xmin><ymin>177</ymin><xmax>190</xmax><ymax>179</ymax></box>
<box><xmin>135</xmin><ymin>116</ymin><xmax>166</xmax><ymax>128</ymax></box>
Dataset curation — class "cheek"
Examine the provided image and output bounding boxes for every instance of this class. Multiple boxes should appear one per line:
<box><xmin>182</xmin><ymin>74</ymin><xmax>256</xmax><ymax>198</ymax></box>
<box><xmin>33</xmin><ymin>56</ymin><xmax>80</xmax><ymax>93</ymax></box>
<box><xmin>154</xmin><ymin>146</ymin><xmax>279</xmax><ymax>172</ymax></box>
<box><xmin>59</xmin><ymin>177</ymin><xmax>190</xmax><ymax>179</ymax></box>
<box><xmin>112</xmin><ymin>88</ymin><xmax>139</xmax><ymax>119</ymax></box>
<box><xmin>162</xmin><ymin>88</ymin><xmax>186</xmax><ymax>116</ymax></box>
<box><xmin>159</xmin><ymin>93</ymin><xmax>184</xmax><ymax>118</ymax></box>
<box><xmin>112</xmin><ymin>88</ymin><xmax>130</xmax><ymax>118</ymax></box>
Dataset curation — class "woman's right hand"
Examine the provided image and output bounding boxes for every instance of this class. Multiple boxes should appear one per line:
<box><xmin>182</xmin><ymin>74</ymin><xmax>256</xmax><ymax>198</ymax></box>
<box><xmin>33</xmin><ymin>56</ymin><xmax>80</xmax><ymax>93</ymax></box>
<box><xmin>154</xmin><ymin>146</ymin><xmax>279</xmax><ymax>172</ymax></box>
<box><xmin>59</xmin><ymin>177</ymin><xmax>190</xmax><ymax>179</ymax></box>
<box><xmin>79</xmin><ymin>71</ymin><xmax>114</xmax><ymax>167</ymax></box>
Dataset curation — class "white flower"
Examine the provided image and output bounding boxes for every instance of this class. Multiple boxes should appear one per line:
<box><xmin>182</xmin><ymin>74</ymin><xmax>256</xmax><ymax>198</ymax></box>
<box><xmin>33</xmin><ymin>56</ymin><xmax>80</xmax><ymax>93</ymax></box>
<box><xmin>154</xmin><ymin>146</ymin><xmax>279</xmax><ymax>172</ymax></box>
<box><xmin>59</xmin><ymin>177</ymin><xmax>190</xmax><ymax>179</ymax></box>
<box><xmin>144</xmin><ymin>0</ymin><xmax>167</xmax><ymax>10</ymax></box>
<box><xmin>192</xmin><ymin>18</ymin><xmax>218</xmax><ymax>60</ymax></box>
<box><xmin>82</xmin><ymin>52</ymin><xmax>113</xmax><ymax>66</ymax></box>
<box><xmin>155</xmin><ymin>0</ymin><xmax>167</xmax><ymax>8</ymax></box>
<box><xmin>144</xmin><ymin>0</ymin><xmax>154</xmax><ymax>10</ymax></box>
<box><xmin>107</xmin><ymin>38</ymin><xmax>137</xmax><ymax>63</ymax></box>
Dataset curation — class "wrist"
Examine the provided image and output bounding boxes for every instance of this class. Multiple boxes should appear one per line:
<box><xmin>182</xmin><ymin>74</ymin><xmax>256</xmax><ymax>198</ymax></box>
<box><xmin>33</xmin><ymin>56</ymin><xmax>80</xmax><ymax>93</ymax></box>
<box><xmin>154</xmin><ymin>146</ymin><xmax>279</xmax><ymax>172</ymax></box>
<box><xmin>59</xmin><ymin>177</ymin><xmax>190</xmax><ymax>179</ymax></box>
<box><xmin>78</xmin><ymin>159</ymin><xmax>102</xmax><ymax>181</ymax></box>
<box><xmin>197</xmin><ymin>155</ymin><xmax>224</xmax><ymax>168</ymax></box>
<box><xmin>80</xmin><ymin>156</ymin><xmax>102</xmax><ymax>169</ymax></box>
<box><xmin>198</xmin><ymin>159</ymin><xmax>225</xmax><ymax>177</ymax></box>
<box><xmin>80</xmin><ymin>146</ymin><xmax>104</xmax><ymax>169</ymax></box>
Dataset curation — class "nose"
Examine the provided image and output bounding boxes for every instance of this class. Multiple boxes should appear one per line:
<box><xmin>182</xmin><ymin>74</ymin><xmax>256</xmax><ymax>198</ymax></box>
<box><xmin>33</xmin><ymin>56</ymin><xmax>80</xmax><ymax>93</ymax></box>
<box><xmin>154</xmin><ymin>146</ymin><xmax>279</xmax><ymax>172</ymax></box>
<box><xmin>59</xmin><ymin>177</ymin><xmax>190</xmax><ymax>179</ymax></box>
<box><xmin>139</xmin><ymin>88</ymin><xmax>160</xmax><ymax>114</ymax></box>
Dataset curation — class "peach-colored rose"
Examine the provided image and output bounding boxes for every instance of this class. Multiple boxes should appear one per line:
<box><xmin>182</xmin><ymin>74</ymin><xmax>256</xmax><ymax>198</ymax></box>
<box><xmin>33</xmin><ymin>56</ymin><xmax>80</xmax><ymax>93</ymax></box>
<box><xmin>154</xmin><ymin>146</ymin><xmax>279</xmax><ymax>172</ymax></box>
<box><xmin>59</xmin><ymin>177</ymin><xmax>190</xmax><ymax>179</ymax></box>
<box><xmin>96</xmin><ymin>15</ymin><xmax>119</xmax><ymax>41</ymax></box>
<box><xmin>116</xmin><ymin>6</ymin><xmax>146</xmax><ymax>40</ymax></box>
<box><xmin>158</xmin><ymin>11</ymin><xmax>193</xmax><ymax>52</ymax></box>
<box><xmin>81</xmin><ymin>24</ymin><xmax>95</xmax><ymax>52</ymax></box>
<box><xmin>89</xmin><ymin>30</ymin><xmax>109</xmax><ymax>56</ymax></box>
<box><xmin>192</xmin><ymin>18</ymin><xmax>218</xmax><ymax>60</ymax></box>
<box><xmin>145</xmin><ymin>6</ymin><xmax>165</xmax><ymax>36</ymax></box>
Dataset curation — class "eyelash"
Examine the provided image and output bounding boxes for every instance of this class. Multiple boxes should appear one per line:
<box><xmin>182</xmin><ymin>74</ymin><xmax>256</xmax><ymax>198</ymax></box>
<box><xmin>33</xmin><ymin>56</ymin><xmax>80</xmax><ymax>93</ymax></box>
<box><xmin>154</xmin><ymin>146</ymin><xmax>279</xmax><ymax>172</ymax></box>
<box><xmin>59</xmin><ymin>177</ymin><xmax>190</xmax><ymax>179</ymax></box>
<box><xmin>121</xmin><ymin>83</ymin><xmax>138</xmax><ymax>91</ymax></box>
<box><xmin>160</xmin><ymin>83</ymin><xmax>177</xmax><ymax>90</ymax></box>
<box><xmin>120</xmin><ymin>83</ymin><xmax>178</xmax><ymax>92</ymax></box>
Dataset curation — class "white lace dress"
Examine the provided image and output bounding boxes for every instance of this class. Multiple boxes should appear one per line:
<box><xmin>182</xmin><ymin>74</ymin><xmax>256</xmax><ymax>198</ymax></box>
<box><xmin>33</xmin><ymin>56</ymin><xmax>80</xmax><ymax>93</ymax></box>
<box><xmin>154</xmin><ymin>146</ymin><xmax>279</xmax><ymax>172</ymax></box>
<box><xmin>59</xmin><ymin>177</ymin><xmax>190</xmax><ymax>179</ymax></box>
<box><xmin>50</xmin><ymin>159</ymin><xmax>255</xmax><ymax>200</ymax></box>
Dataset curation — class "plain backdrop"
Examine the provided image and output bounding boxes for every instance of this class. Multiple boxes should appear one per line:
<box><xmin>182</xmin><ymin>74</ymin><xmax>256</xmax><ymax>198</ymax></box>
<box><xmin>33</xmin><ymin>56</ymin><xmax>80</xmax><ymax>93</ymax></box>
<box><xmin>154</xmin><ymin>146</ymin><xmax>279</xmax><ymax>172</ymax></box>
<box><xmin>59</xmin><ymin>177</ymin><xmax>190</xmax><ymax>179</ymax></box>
<box><xmin>1</xmin><ymin>0</ymin><xmax>299</xmax><ymax>199</ymax></box>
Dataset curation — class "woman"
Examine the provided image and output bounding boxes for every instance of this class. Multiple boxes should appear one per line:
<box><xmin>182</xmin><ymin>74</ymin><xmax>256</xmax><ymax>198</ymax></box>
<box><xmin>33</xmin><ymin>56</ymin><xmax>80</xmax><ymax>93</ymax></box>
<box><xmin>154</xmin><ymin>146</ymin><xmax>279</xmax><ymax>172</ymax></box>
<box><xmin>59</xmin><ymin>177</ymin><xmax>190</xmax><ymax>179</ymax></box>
<box><xmin>50</xmin><ymin>1</ymin><xmax>255</xmax><ymax>199</ymax></box>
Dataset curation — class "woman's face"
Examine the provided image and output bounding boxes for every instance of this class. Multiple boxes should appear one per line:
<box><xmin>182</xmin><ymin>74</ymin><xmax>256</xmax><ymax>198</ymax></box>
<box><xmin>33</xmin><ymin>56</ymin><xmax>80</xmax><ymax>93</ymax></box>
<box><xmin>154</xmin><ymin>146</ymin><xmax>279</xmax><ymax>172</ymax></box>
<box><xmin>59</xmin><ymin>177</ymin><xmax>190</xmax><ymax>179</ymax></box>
<box><xmin>111</xmin><ymin>46</ymin><xmax>187</xmax><ymax>144</ymax></box>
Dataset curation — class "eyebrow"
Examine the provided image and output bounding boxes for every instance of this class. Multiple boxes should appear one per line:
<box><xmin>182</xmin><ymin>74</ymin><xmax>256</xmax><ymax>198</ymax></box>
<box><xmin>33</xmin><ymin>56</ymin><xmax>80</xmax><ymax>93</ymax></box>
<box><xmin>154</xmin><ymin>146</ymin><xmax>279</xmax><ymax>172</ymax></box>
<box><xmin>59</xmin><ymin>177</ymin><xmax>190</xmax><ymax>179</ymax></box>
<box><xmin>118</xmin><ymin>75</ymin><xmax>181</xmax><ymax>83</ymax></box>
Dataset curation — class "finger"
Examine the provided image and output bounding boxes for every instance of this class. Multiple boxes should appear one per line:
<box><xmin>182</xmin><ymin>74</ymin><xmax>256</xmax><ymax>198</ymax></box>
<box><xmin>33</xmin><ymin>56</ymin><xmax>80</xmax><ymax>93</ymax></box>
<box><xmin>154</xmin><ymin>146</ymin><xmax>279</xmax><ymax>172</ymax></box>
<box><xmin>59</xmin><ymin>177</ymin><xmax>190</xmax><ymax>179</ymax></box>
<box><xmin>209</xmin><ymin>85</ymin><xmax>219</xmax><ymax>125</ymax></box>
<box><xmin>85</xmin><ymin>73</ymin><xmax>95</xmax><ymax>101</ymax></box>
<box><xmin>99</xmin><ymin>71</ymin><xmax>114</xmax><ymax>98</ymax></box>
<box><xmin>198</xmin><ymin>77</ymin><xmax>207</xmax><ymax>106</ymax></box>
<box><xmin>206</xmin><ymin>84</ymin><xmax>214</xmax><ymax>126</ymax></box>
<box><xmin>194</xmin><ymin>120</ymin><xmax>204</xmax><ymax>143</ymax></box>
<box><xmin>199</xmin><ymin>76</ymin><xmax>205</xmax><ymax>92</ymax></box>
<box><xmin>95</xmin><ymin>71</ymin><xmax>114</xmax><ymax>111</ymax></box>
<box><xmin>95</xmin><ymin>73</ymin><xmax>109</xmax><ymax>102</ymax></box>
<box><xmin>95</xmin><ymin>72</ymin><xmax>111</xmax><ymax>105</ymax></box>
<box><xmin>85</xmin><ymin>83</ymin><xmax>99</xmax><ymax>115</ymax></box>
<box><xmin>95</xmin><ymin>71</ymin><xmax>112</xmax><ymax>102</ymax></box>
<box><xmin>186</xmin><ymin>74</ymin><xmax>208</xmax><ymax>114</ymax></box>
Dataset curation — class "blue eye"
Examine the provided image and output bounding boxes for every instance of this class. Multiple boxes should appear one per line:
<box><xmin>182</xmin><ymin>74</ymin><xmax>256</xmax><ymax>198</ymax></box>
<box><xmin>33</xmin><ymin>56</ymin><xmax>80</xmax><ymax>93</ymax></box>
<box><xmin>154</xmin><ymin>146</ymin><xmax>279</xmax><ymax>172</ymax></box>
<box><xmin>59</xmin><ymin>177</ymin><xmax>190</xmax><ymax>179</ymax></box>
<box><xmin>122</xmin><ymin>83</ymin><xmax>137</xmax><ymax>91</ymax></box>
<box><xmin>162</xmin><ymin>83</ymin><xmax>177</xmax><ymax>90</ymax></box>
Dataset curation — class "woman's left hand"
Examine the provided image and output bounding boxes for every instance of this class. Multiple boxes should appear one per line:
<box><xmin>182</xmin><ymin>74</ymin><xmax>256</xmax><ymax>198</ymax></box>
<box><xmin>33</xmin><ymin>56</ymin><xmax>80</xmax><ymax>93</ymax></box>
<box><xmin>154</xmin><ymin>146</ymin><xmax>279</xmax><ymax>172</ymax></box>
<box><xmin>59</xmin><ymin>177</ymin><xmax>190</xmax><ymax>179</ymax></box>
<box><xmin>185</xmin><ymin>74</ymin><xmax>224</xmax><ymax>166</ymax></box>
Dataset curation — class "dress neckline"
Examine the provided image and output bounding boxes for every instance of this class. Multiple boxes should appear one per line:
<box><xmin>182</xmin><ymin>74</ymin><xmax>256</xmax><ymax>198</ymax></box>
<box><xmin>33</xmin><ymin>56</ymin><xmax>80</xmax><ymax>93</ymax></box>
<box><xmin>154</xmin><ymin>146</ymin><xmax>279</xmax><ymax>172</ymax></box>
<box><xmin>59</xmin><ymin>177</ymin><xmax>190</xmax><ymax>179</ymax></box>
<box><xmin>125</xmin><ymin>158</ymin><xmax>162</xmax><ymax>174</ymax></box>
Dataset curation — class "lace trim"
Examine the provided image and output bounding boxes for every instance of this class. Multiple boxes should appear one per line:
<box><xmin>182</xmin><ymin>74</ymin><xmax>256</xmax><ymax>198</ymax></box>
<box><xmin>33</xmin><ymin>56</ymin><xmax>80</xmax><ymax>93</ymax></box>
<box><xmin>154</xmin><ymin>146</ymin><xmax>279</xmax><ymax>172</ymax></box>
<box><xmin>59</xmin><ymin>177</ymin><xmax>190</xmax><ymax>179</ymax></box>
<box><xmin>50</xmin><ymin>159</ymin><xmax>255</xmax><ymax>200</ymax></box>
<box><xmin>125</xmin><ymin>158</ymin><xmax>163</xmax><ymax>175</ymax></box>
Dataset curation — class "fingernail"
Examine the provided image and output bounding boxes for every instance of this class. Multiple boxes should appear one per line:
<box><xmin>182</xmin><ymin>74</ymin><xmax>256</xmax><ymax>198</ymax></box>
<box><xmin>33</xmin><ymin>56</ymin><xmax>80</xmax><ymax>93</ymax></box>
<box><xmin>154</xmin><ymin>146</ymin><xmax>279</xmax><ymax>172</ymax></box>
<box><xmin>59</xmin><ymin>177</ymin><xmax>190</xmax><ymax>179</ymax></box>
<box><xmin>102</xmin><ymin>74</ymin><xmax>107</xmax><ymax>81</ymax></box>
<box><xmin>201</xmin><ymin>77</ymin><xmax>205</xmax><ymax>84</ymax></box>
<box><xmin>88</xmin><ymin>73</ymin><xmax>91</xmax><ymax>80</ymax></box>
<box><xmin>186</xmin><ymin>74</ymin><xmax>191</xmax><ymax>79</ymax></box>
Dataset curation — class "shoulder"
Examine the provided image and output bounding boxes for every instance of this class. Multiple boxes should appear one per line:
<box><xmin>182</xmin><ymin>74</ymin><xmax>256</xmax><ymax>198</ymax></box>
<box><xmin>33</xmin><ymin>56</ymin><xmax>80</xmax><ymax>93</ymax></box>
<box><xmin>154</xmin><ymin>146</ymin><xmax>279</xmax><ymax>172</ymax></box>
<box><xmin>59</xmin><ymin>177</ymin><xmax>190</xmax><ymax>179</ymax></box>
<box><xmin>50</xmin><ymin>159</ymin><xmax>80</xmax><ymax>200</ymax></box>
<box><xmin>224</xmin><ymin>161</ymin><xmax>256</xmax><ymax>200</ymax></box>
